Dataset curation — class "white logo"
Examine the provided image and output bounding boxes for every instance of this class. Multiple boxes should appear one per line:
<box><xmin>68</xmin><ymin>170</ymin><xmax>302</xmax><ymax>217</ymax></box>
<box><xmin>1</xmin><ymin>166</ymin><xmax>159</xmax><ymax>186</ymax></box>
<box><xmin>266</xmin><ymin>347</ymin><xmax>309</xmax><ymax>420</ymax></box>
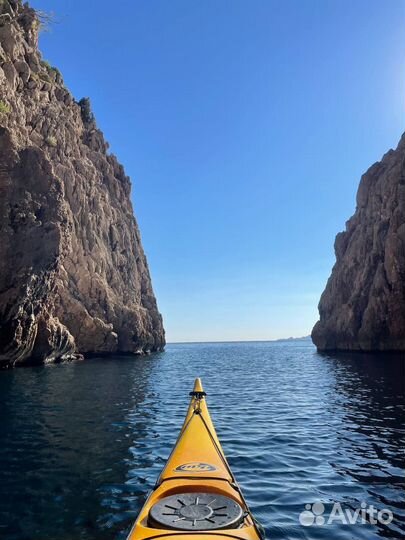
<box><xmin>299</xmin><ymin>501</ymin><xmax>393</xmax><ymax>527</ymax></box>
<box><xmin>299</xmin><ymin>502</ymin><xmax>325</xmax><ymax>526</ymax></box>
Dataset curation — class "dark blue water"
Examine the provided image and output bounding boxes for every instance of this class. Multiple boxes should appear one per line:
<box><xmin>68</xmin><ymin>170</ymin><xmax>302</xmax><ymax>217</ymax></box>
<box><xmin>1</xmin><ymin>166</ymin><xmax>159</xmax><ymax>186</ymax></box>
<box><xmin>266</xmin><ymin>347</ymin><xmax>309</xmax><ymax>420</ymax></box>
<box><xmin>0</xmin><ymin>341</ymin><xmax>404</xmax><ymax>540</ymax></box>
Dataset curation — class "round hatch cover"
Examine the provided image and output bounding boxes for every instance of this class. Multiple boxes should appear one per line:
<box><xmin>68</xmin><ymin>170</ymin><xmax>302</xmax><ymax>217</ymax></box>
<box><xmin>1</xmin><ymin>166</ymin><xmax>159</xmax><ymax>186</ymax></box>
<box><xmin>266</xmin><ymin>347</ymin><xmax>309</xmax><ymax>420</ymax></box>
<box><xmin>148</xmin><ymin>492</ymin><xmax>244</xmax><ymax>530</ymax></box>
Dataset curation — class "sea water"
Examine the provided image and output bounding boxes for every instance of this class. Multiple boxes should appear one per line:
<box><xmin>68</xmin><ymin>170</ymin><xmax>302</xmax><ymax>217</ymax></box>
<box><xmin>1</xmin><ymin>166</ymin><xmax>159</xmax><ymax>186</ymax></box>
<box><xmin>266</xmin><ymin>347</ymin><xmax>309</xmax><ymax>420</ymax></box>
<box><xmin>0</xmin><ymin>340</ymin><xmax>404</xmax><ymax>540</ymax></box>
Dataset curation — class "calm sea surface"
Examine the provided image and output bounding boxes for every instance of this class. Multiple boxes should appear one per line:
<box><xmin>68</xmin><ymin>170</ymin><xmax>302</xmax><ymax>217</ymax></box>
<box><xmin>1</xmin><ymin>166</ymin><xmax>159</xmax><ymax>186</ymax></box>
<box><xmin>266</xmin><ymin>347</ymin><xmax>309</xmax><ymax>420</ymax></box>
<box><xmin>0</xmin><ymin>340</ymin><xmax>404</xmax><ymax>540</ymax></box>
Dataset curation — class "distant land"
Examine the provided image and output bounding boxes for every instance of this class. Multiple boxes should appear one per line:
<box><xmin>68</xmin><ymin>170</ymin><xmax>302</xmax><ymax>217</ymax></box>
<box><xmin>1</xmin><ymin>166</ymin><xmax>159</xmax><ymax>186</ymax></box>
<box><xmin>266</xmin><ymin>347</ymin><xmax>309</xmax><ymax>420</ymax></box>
<box><xmin>169</xmin><ymin>336</ymin><xmax>312</xmax><ymax>345</ymax></box>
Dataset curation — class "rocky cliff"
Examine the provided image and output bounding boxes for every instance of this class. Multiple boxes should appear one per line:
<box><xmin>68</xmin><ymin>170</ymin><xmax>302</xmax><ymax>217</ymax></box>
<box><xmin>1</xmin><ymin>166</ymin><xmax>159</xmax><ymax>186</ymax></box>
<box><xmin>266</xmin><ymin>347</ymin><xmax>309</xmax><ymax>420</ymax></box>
<box><xmin>312</xmin><ymin>133</ymin><xmax>405</xmax><ymax>351</ymax></box>
<box><xmin>0</xmin><ymin>1</ymin><xmax>165</xmax><ymax>367</ymax></box>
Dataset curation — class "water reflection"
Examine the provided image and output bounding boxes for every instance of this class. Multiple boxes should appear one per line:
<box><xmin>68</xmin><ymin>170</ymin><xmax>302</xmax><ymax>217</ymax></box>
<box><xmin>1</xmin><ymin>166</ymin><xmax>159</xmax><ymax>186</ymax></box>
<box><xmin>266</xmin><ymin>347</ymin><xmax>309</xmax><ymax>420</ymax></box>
<box><xmin>0</xmin><ymin>355</ymin><xmax>161</xmax><ymax>540</ymax></box>
<box><xmin>320</xmin><ymin>351</ymin><xmax>405</xmax><ymax>539</ymax></box>
<box><xmin>0</xmin><ymin>343</ymin><xmax>404</xmax><ymax>540</ymax></box>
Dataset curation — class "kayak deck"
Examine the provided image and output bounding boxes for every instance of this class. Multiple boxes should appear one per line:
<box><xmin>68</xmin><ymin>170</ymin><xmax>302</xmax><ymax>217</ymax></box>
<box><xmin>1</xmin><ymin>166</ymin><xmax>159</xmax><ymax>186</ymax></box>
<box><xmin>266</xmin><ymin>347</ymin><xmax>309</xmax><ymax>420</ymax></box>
<box><xmin>127</xmin><ymin>378</ymin><xmax>263</xmax><ymax>540</ymax></box>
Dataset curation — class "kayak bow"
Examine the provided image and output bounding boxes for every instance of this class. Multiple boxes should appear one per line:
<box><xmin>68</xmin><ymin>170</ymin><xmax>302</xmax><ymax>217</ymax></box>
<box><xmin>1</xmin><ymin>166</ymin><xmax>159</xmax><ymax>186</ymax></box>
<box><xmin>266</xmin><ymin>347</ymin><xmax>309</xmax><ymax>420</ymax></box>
<box><xmin>127</xmin><ymin>378</ymin><xmax>264</xmax><ymax>540</ymax></box>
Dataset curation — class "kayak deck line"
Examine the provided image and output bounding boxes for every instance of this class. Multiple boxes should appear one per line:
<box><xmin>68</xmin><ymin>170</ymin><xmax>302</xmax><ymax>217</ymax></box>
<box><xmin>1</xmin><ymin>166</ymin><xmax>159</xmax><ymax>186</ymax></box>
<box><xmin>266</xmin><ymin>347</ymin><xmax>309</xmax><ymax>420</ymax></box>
<box><xmin>127</xmin><ymin>378</ymin><xmax>264</xmax><ymax>540</ymax></box>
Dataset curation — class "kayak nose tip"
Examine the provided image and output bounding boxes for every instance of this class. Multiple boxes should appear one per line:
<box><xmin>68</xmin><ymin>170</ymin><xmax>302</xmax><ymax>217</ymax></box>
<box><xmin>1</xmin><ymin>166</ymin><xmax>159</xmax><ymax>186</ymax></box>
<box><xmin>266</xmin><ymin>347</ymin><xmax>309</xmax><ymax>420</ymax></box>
<box><xmin>193</xmin><ymin>377</ymin><xmax>204</xmax><ymax>393</ymax></box>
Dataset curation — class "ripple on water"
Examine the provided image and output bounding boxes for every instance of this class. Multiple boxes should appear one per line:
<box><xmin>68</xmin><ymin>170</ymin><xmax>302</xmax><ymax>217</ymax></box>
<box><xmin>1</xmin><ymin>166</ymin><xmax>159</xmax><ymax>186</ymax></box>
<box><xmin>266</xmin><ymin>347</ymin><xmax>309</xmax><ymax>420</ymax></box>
<box><xmin>0</xmin><ymin>343</ymin><xmax>404</xmax><ymax>540</ymax></box>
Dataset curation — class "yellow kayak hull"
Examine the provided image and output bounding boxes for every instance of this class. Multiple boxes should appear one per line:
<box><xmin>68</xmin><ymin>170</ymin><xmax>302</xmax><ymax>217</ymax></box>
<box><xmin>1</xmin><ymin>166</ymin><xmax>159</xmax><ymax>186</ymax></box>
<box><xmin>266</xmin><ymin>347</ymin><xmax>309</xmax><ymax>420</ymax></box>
<box><xmin>127</xmin><ymin>379</ymin><xmax>263</xmax><ymax>540</ymax></box>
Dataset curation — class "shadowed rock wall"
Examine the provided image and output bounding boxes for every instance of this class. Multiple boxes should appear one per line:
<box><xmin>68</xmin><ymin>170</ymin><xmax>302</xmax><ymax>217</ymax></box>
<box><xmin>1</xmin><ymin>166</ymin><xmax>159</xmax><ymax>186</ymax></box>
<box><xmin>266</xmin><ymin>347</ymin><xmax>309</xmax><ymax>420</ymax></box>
<box><xmin>312</xmin><ymin>134</ymin><xmax>405</xmax><ymax>351</ymax></box>
<box><xmin>0</xmin><ymin>1</ymin><xmax>165</xmax><ymax>367</ymax></box>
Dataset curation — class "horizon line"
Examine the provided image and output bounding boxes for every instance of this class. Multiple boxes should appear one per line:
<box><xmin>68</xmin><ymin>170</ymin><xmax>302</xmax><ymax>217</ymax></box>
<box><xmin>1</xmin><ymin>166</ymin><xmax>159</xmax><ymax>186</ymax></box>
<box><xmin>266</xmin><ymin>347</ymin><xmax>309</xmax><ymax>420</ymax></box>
<box><xmin>166</xmin><ymin>336</ymin><xmax>312</xmax><ymax>345</ymax></box>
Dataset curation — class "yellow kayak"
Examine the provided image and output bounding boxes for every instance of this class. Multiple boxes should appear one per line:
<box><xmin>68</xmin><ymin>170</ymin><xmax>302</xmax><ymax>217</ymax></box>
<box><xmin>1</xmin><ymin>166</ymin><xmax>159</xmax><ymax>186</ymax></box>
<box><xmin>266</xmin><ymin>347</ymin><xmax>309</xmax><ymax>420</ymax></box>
<box><xmin>127</xmin><ymin>378</ymin><xmax>264</xmax><ymax>540</ymax></box>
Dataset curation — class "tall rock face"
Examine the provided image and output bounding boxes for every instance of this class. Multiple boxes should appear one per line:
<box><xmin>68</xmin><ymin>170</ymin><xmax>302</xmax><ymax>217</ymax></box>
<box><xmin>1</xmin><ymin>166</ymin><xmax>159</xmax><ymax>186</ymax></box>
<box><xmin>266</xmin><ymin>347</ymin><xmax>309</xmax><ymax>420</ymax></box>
<box><xmin>0</xmin><ymin>1</ymin><xmax>165</xmax><ymax>367</ymax></box>
<box><xmin>312</xmin><ymin>134</ymin><xmax>405</xmax><ymax>351</ymax></box>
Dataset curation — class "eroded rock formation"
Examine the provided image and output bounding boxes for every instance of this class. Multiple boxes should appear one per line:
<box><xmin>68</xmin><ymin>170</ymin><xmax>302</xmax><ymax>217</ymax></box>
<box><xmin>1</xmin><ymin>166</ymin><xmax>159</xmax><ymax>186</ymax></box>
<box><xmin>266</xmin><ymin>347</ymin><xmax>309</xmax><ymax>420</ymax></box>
<box><xmin>0</xmin><ymin>0</ymin><xmax>165</xmax><ymax>367</ymax></box>
<box><xmin>312</xmin><ymin>133</ymin><xmax>405</xmax><ymax>351</ymax></box>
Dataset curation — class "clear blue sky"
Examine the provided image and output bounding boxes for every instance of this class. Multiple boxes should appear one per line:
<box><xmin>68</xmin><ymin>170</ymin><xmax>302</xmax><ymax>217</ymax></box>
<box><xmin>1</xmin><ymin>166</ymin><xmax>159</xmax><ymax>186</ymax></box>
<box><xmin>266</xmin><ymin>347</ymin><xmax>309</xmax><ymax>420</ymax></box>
<box><xmin>31</xmin><ymin>0</ymin><xmax>405</xmax><ymax>342</ymax></box>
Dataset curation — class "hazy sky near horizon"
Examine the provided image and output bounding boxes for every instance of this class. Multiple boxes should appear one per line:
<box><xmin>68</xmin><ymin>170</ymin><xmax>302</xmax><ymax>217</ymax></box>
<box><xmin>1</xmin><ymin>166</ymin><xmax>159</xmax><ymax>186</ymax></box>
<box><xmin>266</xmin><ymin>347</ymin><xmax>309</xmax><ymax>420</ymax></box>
<box><xmin>32</xmin><ymin>0</ymin><xmax>405</xmax><ymax>342</ymax></box>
